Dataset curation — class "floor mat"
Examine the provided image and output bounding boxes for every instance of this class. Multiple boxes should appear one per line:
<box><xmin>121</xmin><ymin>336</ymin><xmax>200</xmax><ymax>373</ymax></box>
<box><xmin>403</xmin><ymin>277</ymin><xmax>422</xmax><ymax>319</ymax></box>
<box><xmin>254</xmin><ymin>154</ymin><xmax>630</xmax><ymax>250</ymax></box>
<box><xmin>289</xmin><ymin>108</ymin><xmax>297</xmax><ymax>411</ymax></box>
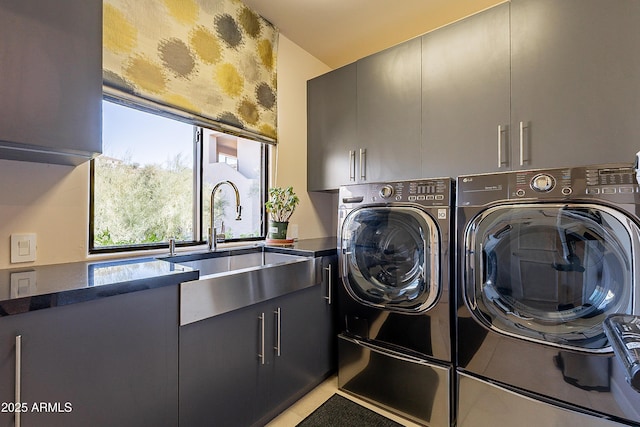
<box><xmin>296</xmin><ymin>394</ymin><xmax>404</xmax><ymax>427</ymax></box>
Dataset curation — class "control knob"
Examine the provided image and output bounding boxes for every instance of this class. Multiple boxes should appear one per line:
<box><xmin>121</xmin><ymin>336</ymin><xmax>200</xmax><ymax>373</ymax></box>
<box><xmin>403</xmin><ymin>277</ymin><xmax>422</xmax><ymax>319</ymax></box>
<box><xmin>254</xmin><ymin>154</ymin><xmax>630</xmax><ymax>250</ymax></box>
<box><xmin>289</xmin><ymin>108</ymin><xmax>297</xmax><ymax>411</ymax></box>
<box><xmin>379</xmin><ymin>185</ymin><xmax>394</xmax><ymax>199</ymax></box>
<box><xmin>531</xmin><ymin>173</ymin><xmax>555</xmax><ymax>192</ymax></box>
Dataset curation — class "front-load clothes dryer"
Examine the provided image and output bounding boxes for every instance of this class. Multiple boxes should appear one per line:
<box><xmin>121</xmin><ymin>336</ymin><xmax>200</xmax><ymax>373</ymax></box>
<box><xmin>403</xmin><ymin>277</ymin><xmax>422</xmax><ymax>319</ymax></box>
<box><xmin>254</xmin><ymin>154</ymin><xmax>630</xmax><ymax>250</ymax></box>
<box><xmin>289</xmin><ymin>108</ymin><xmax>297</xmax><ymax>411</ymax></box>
<box><xmin>456</xmin><ymin>164</ymin><xmax>640</xmax><ymax>426</ymax></box>
<box><xmin>338</xmin><ymin>178</ymin><xmax>453</xmax><ymax>426</ymax></box>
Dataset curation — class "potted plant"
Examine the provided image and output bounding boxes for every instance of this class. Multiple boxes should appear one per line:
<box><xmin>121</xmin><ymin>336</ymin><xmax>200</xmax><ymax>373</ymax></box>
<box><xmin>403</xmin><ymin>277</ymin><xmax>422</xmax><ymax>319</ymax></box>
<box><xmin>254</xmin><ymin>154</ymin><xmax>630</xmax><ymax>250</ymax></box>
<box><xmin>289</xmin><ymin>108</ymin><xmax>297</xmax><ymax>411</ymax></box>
<box><xmin>265</xmin><ymin>186</ymin><xmax>299</xmax><ymax>241</ymax></box>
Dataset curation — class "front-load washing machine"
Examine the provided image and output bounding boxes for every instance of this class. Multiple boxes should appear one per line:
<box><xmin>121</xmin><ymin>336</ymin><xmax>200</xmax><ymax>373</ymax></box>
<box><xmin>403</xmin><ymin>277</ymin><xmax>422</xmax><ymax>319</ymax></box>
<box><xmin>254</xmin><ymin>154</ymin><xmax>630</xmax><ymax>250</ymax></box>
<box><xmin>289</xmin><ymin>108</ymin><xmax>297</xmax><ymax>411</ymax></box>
<box><xmin>337</xmin><ymin>178</ymin><xmax>453</xmax><ymax>426</ymax></box>
<box><xmin>456</xmin><ymin>164</ymin><xmax>640</xmax><ymax>426</ymax></box>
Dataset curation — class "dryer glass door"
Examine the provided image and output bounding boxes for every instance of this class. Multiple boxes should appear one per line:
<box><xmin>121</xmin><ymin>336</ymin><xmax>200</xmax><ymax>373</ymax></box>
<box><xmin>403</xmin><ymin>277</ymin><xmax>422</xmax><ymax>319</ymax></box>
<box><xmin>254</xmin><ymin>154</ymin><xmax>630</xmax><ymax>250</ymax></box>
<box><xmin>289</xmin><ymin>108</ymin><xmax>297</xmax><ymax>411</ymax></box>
<box><xmin>341</xmin><ymin>206</ymin><xmax>440</xmax><ymax>312</ymax></box>
<box><xmin>465</xmin><ymin>203</ymin><xmax>637</xmax><ymax>351</ymax></box>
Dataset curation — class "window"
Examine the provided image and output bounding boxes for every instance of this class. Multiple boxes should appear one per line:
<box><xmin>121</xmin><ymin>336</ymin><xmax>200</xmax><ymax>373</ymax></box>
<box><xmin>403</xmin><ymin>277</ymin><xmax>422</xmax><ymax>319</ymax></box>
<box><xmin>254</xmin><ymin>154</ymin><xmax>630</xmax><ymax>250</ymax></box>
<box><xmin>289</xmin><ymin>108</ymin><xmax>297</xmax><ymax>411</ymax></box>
<box><xmin>90</xmin><ymin>100</ymin><xmax>267</xmax><ymax>253</ymax></box>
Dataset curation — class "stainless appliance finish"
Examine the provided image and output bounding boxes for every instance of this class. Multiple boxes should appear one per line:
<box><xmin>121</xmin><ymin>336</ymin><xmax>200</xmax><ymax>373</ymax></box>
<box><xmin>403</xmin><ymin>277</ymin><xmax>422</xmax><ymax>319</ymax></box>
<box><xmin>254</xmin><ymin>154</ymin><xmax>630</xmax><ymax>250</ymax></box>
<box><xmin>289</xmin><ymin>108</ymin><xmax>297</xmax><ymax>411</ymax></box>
<box><xmin>338</xmin><ymin>178</ymin><xmax>453</xmax><ymax>426</ymax></box>
<box><xmin>456</xmin><ymin>164</ymin><xmax>640</xmax><ymax>426</ymax></box>
<box><xmin>177</xmin><ymin>252</ymin><xmax>315</xmax><ymax>325</ymax></box>
<box><xmin>457</xmin><ymin>373</ymin><xmax>626</xmax><ymax>427</ymax></box>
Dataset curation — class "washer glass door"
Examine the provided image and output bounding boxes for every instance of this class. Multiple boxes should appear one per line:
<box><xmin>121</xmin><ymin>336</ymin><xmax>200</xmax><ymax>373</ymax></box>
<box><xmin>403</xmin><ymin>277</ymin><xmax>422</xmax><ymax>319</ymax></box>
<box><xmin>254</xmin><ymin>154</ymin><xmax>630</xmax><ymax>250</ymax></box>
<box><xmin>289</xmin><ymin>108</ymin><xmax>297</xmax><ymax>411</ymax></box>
<box><xmin>464</xmin><ymin>203</ymin><xmax>637</xmax><ymax>351</ymax></box>
<box><xmin>341</xmin><ymin>206</ymin><xmax>440</xmax><ymax>312</ymax></box>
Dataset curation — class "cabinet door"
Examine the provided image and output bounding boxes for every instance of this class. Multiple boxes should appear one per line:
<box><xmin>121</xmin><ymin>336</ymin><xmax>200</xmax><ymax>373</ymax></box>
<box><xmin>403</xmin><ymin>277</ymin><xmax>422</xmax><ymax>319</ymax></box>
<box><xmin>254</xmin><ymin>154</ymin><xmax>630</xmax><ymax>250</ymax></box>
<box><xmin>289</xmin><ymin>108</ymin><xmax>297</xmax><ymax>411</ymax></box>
<box><xmin>0</xmin><ymin>330</ymin><xmax>17</xmax><ymax>427</ymax></box>
<box><xmin>0</xmin><ymin>0</ymin><xmax>102</xmax><ymax>164</ymax></box>
<box><xmin>0</xmin><ymin>0</ymin><xmax>102</xmax><ymax>165</ymax></box>
<box><xmin>0</xmin><ymin>286</ymin><xmax>178</xmax><ymax>427</ymax></box>
<box><xmin>179</xmin><ymin>304</ymin><xmax>261</xmax><ymax>427</ymax></box>
<box><xmin>319</xmin><ymin>255</ymin><xmax>338</xmax><ymax>373</ymax></box>
<box><xmin>265</xmin><ymin>285</ymin><xmax>332</xmax><ymax>410</ymax></box>
<box><xmin>357</xmin><ymin>38</ymin><xmax>422</xmax><ymax>183</ymax></box>
<box><xmin>511</xmin><ymin>0</ymin><xmax>640</xmax><ymax>169</ymax></box>
<box><xmin>307</xmin><ymin>64</ymin><xmax>357</xmax><ymax>191</ymax></box>
<box><xmin>422</xmin><ymin>4</ymin><xmax>511</xmax><ymax>177</ymax></box>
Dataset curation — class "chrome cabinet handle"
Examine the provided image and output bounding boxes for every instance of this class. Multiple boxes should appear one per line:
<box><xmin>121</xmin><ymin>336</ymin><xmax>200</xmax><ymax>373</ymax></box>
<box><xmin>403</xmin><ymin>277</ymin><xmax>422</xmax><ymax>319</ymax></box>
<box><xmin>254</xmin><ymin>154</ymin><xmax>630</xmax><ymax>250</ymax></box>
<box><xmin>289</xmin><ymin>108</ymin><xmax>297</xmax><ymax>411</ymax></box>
<box><xmin>359</xmin><ymin>148</ymin><xmax>366</xmax><ymax>180</ymax></box>
<box><xmin>323</xmin><ymin>264</ymin><xmax>332</xmax><ymax>304</ymax></box>
<box><xmin>258</xmin><ymin>313</ymin><xmax>265</xmax><ymax>365</ymax></box>
<box><xmin>15</xmin><ymin>335</ymin><xmax>22</xmax><ymax>427</ymax></box>
<box><xmin>349</xmin><ymin>150</ymin><xmax>356</xmax><ymax>181</ymax></box>
<box><xmin>497</xmin><ymin>125</ymin><xmax>508</xmax><ymax>168</ymax></box>
<box><xmin>519</xmin><ymin>121</ymin><xmax>529</xmax><ymax>166</ymax></box>
<box><xmin>274</xmin><ymin>308</ymin><xmax>281</xmax><ymax>357</ymax></box>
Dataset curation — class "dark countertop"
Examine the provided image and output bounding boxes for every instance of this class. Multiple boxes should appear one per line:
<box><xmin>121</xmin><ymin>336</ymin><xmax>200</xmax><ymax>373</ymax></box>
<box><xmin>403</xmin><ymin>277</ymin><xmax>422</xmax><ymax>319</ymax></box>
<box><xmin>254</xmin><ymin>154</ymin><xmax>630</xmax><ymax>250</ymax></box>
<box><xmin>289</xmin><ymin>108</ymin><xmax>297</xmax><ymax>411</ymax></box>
<box><xmin>264</xmin><ymin>237</ymin><xmax>337</xmax><ymax>258</ymax></box>
<box><xmin>0</xmin><ymin>238</ymin><xmax>337</xmax><ymax>318</ymax></box>
<box><xmin>0</xmin><ymin>258</ymin><xmax>197</xmax><ymax>317</ymax></box>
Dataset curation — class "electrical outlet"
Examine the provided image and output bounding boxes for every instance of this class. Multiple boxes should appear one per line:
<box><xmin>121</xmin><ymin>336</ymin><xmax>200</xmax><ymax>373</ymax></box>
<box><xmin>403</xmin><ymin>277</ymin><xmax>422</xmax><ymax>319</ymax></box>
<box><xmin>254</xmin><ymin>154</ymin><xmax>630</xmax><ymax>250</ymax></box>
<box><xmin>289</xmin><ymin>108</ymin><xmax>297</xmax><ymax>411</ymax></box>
<box><xmin>11</xmin><ymin>233</ymin><xmax>37</xmax><ymax>263</ymax></box>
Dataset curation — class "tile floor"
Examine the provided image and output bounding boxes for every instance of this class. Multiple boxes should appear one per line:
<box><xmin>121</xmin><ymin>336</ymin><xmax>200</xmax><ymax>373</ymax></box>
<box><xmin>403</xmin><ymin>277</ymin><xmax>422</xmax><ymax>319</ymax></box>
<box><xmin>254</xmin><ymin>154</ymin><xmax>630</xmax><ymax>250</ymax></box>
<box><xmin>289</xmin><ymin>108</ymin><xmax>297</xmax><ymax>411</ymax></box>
<box><xmin>265</xmin><ymin>375</ymin><xmax>423</xmax><ymax>427</ymax></box>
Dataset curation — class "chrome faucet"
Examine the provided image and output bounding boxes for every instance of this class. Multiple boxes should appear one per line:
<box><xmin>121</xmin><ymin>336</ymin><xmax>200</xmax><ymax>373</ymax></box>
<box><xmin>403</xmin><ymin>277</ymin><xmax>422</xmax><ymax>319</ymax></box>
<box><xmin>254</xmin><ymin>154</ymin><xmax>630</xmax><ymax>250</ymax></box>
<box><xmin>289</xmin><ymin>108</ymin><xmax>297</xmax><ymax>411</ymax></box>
<box><xmin>209</xmin><ymin>180</ymin><xmax>242</xmax><ymax>251</ymax></box>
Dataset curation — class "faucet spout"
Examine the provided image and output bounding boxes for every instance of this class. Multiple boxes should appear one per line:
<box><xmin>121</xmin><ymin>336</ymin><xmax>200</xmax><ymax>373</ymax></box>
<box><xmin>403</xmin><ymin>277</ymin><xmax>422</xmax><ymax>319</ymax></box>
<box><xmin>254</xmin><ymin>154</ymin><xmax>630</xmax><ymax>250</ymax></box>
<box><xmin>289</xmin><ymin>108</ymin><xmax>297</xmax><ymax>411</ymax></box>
<box><xmin>209</xmin><ymin>180</ymin><xmax>242</xmax><ymax>251</ymax></box>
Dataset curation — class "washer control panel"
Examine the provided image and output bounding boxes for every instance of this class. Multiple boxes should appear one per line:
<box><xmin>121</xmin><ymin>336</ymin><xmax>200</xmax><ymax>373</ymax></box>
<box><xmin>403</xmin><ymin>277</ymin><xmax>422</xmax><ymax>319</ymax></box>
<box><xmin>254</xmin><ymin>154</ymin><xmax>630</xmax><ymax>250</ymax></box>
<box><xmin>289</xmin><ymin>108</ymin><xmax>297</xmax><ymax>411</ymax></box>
<box><xmin>340</xmin><ymin>179</ymin><xmax>452</xmax><ymax>207</ymax></box>
<box><xmin>375</xmin><ymin>180</ymin><xmax>450</xmax><ymax>205</ymax></box>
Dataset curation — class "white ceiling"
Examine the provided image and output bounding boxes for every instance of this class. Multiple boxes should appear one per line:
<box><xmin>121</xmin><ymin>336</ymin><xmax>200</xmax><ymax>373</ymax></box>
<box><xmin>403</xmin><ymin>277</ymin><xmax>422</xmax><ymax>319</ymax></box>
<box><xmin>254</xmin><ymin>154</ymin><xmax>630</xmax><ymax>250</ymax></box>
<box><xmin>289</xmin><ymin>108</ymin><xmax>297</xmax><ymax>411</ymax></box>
<box><xmin>243</xmin><ymin>0</ymin><xmax>505</xmax><ymax>69</ymax></box>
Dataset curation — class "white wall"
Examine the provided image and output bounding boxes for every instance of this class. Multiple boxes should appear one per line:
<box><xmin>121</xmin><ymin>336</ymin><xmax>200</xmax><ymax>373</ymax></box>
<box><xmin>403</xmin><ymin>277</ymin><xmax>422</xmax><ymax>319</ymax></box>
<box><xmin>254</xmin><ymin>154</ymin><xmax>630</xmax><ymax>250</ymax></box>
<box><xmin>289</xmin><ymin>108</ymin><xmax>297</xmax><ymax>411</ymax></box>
<box><xmin>0</xmin><ymin>34</ymin><xmax>336</xmax><ymax>269</ymax></box>
<box><xmin>0</xmin><ymin>160</ymin><xmax>90</xmax><ymax>269</ymax></box>
<box><xmin>273</xmin><ymin>35</ymin><xmax>338</xmax><ymax>241</ymax></box>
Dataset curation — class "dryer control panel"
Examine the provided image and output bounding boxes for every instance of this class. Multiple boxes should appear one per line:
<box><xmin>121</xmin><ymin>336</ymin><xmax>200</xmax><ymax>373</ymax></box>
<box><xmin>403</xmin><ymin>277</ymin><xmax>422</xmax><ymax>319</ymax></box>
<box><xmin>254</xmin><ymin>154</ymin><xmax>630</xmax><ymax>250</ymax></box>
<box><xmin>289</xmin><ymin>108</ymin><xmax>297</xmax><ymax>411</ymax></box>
<box><xmin>511</xmin><ymin>164</ymin><xmax>639</xmax><ymax>202</ymax></box>
<box><xmin>458</xmin><ymin>163</ymin><xmax>639</xmax><ymax>206</ymax></box>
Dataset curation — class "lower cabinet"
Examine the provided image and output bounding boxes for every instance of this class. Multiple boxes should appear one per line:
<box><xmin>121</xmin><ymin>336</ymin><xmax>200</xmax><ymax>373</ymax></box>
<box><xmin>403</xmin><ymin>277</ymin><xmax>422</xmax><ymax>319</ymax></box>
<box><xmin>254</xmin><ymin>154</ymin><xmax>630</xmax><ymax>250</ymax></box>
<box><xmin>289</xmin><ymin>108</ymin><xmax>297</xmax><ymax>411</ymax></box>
<box><xmin>179</xmin><ymin>280</ymin><xmax>335</xmax><ymax>427</ymax></box>
<box><xmin>0</xmin><ymin>285</ymin><xmax>179</xmax><ymax>427</ymax></box>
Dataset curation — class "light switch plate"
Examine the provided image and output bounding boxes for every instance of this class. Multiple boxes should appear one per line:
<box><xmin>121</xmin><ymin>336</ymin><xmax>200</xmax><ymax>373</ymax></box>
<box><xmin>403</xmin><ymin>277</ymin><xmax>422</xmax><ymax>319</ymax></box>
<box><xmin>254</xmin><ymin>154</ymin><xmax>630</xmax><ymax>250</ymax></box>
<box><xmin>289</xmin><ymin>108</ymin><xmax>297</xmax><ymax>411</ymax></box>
<box><xmin>11</xmin><ymin>233</ymin><xmax>37</xmax><ymax>263</ymax></box>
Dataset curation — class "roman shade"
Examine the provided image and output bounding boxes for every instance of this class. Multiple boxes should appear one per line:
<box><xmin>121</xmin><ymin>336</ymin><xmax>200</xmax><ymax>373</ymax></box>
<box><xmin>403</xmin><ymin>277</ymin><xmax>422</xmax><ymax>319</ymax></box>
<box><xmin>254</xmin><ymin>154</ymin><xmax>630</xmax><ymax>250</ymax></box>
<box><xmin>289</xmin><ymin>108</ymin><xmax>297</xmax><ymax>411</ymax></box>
<box><xmin>103</xmin><ymin>0</ymin><xmax>278</xmax><ymax>144</ymax></box>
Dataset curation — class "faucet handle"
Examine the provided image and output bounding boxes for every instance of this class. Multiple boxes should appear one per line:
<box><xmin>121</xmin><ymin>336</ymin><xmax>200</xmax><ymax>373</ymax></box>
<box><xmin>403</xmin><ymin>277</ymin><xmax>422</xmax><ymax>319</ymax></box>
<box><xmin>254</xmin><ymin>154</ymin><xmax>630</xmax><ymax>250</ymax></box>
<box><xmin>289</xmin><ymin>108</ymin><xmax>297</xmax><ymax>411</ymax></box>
<box><xmin>236</xmin><ymin>205</ymin><xmax>242</xmax><ymax>220</ymax></box>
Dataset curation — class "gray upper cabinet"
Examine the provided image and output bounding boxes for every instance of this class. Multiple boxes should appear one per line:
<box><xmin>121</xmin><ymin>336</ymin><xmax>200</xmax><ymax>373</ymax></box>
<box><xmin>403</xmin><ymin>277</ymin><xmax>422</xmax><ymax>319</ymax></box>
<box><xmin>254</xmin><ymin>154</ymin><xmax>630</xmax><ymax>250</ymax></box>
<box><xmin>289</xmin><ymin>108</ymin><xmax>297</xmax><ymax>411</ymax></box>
<box><xmin>510</xmin><ymin>0</ymin><xmax>640</xmax><ymax>169</ymax></box>
<box><xmin>356</xmin><ymin>38</ymin><xmax>422</xmax><ymax>184</ymax></box>
<box><xmin>422</xmin><ymin>3</ymin><xmax>510</xmax><ymax>178</ymax></box>
<box><xmin>307</xmin><ymin>64</ymin><xmax>357</xmax><ymax>191</ymax></box>
<box><xmin>0</xmin><ymin>0</ymin><xmax>102</xmax><ymax>166</ymax></box>
<box><xmin>307</xmin><ymin>39</ymin><xmax>422</xmax><ymax>191</ymax></box>
<box><xmin>310</xmin><ymin>0</ymin><xmax>640</xmax><ymax>185</ymax></box>
<box><xmin>423</xmin><ymin>0</ymin><xmax>640</xmax><ymax>176</ymax></box>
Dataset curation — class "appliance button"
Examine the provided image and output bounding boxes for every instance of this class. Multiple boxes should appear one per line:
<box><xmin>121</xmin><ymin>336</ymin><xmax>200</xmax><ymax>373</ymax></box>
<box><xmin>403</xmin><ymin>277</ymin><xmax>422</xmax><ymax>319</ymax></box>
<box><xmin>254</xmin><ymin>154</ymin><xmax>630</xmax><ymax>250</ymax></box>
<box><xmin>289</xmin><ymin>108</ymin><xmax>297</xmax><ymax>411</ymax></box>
<box><xmin>561</xmin><ymin>187</ymin><xmax>572</xmax><ymax>195</ymax></box>
<box><xmin>435</xmin><ymin>195</ymin><xmax>444</xmax><ymax>201</ymax></box>
<box><xmin>586</xmin><ymin>188</ymin><xmax>600</xmax><ymax>195</ymax></box>
<box><xmin>619</xmin><ymin>186</ymin><xmax>634</xmax><ymax>194</ymax></box>
<box><xmin>426</xmin><ymin>195</ymin><xmax>435</xmax><ymax>200</ymax></box>
<box><xmin>408</xmin><ymin>195</ymin><xmax>417</xmax><ymax>202</ymax></box>
<box><xmin>602</xmin><ymin>187</ymin><xmax>616</xmax><ymax>194</ymax></box>
<box><xmin>395</xmin><ymin>195</ymin><xmax>402</xmax><ymax>201</ymax></box>
<box><xmin>515</xmin><ymin>189</ymin><xmax>526</xmax><ymax>197</ymax></box>
<box><xmin>417</xmin><ymin>195</ymin><xmax>426</xmax><ymax>201</ymax></box>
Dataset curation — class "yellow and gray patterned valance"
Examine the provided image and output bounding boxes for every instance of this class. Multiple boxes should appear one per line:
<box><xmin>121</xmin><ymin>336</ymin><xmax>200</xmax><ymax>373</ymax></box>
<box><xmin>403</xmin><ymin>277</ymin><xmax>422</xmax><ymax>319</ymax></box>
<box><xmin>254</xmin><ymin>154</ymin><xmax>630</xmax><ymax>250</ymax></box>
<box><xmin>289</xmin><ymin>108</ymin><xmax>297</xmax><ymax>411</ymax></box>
<box><xmin>103</xmin><ymin>0</ymin><xmax>278</xmax><ymax>143</ymax></box>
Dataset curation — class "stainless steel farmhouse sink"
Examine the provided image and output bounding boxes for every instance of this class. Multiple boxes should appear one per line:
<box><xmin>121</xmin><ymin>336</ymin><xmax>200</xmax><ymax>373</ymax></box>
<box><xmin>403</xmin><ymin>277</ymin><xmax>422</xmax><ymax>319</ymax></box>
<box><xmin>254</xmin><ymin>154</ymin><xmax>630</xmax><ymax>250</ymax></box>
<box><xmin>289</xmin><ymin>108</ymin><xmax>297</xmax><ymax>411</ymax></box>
<box><xmin>173</xmin><ymin>251</ymin><xmax>307</xmax><ymax>276</ymax></box>
<box><xmin>164</xmin><ymin>249</ymin><xmax>318</xmax><ymax>325</ymax></box>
